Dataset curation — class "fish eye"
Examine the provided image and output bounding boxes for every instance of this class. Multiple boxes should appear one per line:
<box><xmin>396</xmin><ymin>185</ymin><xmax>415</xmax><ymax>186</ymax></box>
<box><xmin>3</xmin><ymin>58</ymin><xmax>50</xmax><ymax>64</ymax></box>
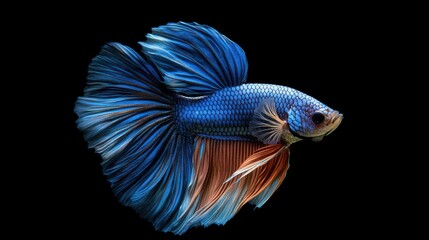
<box><xmin>312</xmin><ymin>112</ymin><xmax>325</xmax><ymax>124</ymax></box>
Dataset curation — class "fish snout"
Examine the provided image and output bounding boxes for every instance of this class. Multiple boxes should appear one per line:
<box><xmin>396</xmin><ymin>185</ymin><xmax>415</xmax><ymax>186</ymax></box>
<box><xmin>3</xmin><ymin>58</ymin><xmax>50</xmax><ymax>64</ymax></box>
<box><xmin>330</xmin><ymin>111</ymin><xmax>343</xmax><ymax>125</ymax></box>
<box><xmin>325</xmin><ymin>111</ymin><xmax>343</xmax><ymax>136</ymax></box>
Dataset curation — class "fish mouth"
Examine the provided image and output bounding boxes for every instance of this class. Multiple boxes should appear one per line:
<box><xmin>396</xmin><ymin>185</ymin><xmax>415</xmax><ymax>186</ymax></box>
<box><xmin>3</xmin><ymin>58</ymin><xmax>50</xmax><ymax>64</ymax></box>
<box><xmin>326</xmin><ymin>111</ymin><xmax>343</xmax><ymax>136</ymax></box>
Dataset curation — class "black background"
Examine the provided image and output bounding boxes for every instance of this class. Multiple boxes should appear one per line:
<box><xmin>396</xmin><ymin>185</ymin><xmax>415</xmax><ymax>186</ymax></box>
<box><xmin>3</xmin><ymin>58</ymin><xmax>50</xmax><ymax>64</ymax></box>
<box><xmin>22</xmin><ymin>7</ymin><xmax>416</xmax><ymax>239</ymax></box>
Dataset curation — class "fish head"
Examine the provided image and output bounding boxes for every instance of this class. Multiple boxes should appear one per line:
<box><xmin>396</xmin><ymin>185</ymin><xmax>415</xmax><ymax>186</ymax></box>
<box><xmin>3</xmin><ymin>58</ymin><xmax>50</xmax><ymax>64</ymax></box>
<box><xmin>287</xmin><ymin>97</ymin><xmax>343</xmax><ymax>142</ymax></box>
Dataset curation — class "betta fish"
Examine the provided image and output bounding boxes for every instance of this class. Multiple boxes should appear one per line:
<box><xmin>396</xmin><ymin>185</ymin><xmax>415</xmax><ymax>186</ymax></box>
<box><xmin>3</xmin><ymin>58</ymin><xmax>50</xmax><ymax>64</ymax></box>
<box><xmin>75</xmin><ymin>22</ymin><xmax>343</xmax><ymax>235</ymax></box>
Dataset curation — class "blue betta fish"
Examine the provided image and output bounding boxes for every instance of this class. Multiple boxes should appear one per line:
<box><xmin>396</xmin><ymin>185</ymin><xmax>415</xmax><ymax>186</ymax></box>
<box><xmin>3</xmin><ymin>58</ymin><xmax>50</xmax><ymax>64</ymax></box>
<box><xmin>75</xmin><ymin>22</ymin><xmax>343</xmax><ymax>235</ymax></box>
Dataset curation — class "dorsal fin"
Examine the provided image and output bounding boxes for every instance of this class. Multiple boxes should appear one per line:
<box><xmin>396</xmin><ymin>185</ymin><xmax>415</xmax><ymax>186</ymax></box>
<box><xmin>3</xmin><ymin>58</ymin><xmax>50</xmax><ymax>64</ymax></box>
<box><xmin>141</xmin><ymin>22</ymin><xmax>248</xmax><ymax>96</ymax></box>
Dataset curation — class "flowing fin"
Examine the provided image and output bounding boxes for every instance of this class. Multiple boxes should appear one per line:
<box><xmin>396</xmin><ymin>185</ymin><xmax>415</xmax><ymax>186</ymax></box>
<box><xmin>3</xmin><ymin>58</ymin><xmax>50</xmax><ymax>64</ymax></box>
<box><xmin>141</xmin><ymin>22</ymin><xmax>248</xmax><ymax>96</ymax></box>
<box><xmin>249</xmin><ymin>98</ymin><xmax>286</xmax><ymax>144</ymax></box>
<box><xmin>74</xmin><ymin>43</ymin><xmax>193</xmax><ymax>233</ymax></box>
<box><xmin>174</xmin><ymin>137</ymin><xmax>289</xmax><ymax>234</ymax></box>
<box><xmin>225</xmin><ymin>144</ymin><xmax>286</xmax><ymax>182</ymax></box>
<box><xmin>230</xmin><ymin>145</ymin><xmax>289</xmax><ymax>208</ymax></box>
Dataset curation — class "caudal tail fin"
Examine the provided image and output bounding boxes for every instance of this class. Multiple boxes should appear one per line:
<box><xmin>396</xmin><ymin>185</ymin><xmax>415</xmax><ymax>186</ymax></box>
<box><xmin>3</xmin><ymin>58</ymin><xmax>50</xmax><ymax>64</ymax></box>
<box><xmin>74</xmin><ymin>43</ymin><xmax>193</xmax><ymax>232</ymax></box>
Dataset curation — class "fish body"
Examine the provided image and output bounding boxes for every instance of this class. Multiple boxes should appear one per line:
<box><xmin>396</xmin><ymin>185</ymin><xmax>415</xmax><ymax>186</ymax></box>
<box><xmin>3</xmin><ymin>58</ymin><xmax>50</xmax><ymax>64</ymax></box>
<box><xmin>176</xmin><ymin>84</ymin><xmax>326</xmax><ymax>139</ymax></box>
<box><xmin>75</xmin><ymin>22</ymin><xmax>342</xmax><ymax>234</ymax></box>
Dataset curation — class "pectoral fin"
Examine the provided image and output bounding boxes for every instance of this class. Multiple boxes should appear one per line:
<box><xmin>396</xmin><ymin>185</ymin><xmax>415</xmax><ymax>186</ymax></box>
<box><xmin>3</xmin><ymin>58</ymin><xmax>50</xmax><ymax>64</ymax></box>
<box><xmin>249</xmin><ymin>98</ymin><xmax>286</xmax><ymax>144</ymax></box>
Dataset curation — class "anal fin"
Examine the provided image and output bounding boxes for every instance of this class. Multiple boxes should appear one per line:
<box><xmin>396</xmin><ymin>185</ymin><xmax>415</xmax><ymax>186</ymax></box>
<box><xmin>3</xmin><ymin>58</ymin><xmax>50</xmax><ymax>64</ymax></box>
<box><xmin>176</xmin><ymin>137</ymin><xmax>289</xmax><ymax>233</ymax></box>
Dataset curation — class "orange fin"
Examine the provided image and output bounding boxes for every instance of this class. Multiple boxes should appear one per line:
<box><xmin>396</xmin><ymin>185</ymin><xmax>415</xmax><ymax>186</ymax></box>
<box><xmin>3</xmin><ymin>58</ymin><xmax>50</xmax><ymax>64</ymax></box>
<box><xmin>225</xmin><ymin>144</ymin><xmax>286</xmax><ymax>182</ymax></box>
<box><xmin>178</xmin><ymin>137</ymin><xmax>289</xmax><ymax>229</ymax></box>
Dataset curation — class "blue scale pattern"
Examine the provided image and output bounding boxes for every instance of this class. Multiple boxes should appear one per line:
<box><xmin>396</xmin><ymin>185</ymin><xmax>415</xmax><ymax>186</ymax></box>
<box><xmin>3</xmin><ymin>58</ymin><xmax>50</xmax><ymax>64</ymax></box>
<box><xmin>175</xmin><ymin>83</ymin><xmax>324</xmax><ymax>139</ymax></box>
